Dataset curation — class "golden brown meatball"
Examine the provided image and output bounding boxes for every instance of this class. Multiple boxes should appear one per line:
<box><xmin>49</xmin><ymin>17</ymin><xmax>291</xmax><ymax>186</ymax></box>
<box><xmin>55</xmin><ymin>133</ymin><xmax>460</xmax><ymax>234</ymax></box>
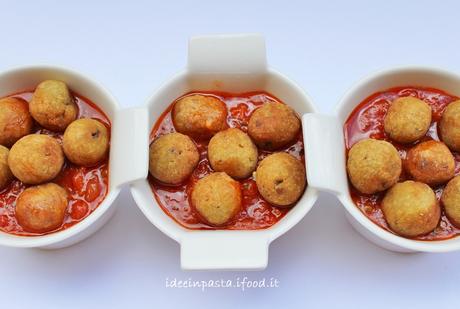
<box><xmin>30</xmin><ymin>80</ymin><xmax>78</xmax><ymax>131</ymax></box>
<box><xmin>347</xmin><ymin>138</ymin><xmax>402</xmax><ymax>194</ymax></box>
<box><xmin>172</xmin><ymin>95</ymin><xmax>227</xmax><ymax>138</ymax></box>
<box><xmin>248</xmin><ymin>102</ymin><xmax>300</xmax><ymax>150</ymax></box>
<box><xmin>406</xmin><ymin>140</ymin><xmax>454</xmax><ymax>186</ymax></box>
<box><xmin>208</xmin><ymin>128</ymin><xmax>258</xmax><ymax>179</ymax></box>
<box><xmin>440</xmin><ymin>100</ymin><xmax>460</xmax><ymax>152</ymax></box>
<box><xmin>382</xmin><ymin>181</ymin><xmax>440</xmax><ymax>238</ymax></box>
<box><xmin>384</xmin><ymin>97</ymin><xmax>432</xmax><ymax>144</ymax></box>
<box><xmin>149</xmin><ymin>132</ymin><xmax>199</xmax><ymax>185</ymax></box>
<box><xmin>63</xmin><ymin>119</ymin><xmax>109</xmax><ymax>167</ymax></box>
<box><xmin>255</xmin><ymin>152</ymin><xmax>306</xmax><ymax>207</ymax></box>
<box><xmin>15</xmin><ymin>183</ymin><xmax>68</xmax><ymax>233</ymax></box>
<box><xmin>0</xmin><ymin>97</ymin><xmax>33</xmax><ymax>147</ymax></box>
<box><xmin>0</xmin><ymin>145</ymin><xmax>12</xmax><ymax>190</ymax></box>
<box><xmin>8</xmin><ymin>134</ymin><xmax>64</xmax><ymax>184</ymax></box>
<box><xmin>441</xmin><ymin>176</ymin><xmax>460</xmax><ymax>228</ymax></box>
<box><xmin>191</xmin><ymin>172</ymin><xmax>241</xmax><ymax>226</ymax></box>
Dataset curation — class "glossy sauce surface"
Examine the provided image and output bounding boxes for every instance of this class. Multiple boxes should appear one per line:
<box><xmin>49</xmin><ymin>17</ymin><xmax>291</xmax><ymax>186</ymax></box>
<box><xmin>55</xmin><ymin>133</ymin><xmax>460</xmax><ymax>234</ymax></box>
<box><xmin>344</xmin><ymin>87</ymin><xmax>460</xmax><ymax>240</ymax></box>
<box><xmin>149</xmin><ymin>92</ymin><xmax>304</xmax><ymax>230</ymax></box>
<box><xmin>0</xmin><ymin>91</ymin><xmax>110</xmax><ymax>236</ymax></box>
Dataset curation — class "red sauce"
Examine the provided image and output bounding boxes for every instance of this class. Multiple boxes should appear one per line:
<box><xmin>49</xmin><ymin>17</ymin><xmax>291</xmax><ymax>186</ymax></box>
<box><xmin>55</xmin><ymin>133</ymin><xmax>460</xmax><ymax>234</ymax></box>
<box><xmin>149</xmin><ymin>92</ymin><xmax>304</xmax><ymax>230</ymax></box>
<box><xmin>0</xmin><ymin>90</ymin><xmax>110</xmax><ymax>236</ymax></box>
<box><xmin>344</xmin><ymin>86</ymin><xmax>460</xmax><ymax>240</ymax></box>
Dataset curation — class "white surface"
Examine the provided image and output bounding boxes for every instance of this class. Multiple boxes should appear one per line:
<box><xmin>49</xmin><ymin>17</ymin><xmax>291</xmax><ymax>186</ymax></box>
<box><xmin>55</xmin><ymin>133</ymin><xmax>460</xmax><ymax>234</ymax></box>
<box><xmin>1</xmin><ymin>0</ymin><xmax>459</xmax><ymax>308</ymax></box>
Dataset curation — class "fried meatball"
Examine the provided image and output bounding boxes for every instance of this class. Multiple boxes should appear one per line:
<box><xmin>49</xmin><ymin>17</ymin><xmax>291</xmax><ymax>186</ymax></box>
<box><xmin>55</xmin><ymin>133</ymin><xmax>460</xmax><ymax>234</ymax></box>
<box><xmin>0</xmin><ymin>97</ymin><xmax>33</xmax><ymax>147</ymax></box>
<box><xmin>8</xmin><ymin>134</ymin><xmax>64</xmax><ymax>184</ymax></box>
<box><xmin>172</xmin><ymin>95</ymin><xmax>227</xmax><ymax>138</ymax></box>
<box><xmin>440</xmin><ymin>100</ymin><xmax>460</xmax><ymax>152</ymax></box>
<box><xmin>15</xmin><ymin>183</ymin><xmax>68</xmax><ymax>233</ymax></box>
<box><xmin>208</xmin><ymin>128</ymin><xmax>258</xmax><ymax>179</ymax></box>
<box><xmin>149</xmin><ymin>132</ymin><xmax>199</xmax><ymax>185</ymax></box>
<box><xmin>191</xmin><ymin>172</ymin><xmax>241</xmax><ymax>226</ymax></box>
<box><xmin>248</xmin><ymin>102</ymin><xmax>300</xmax><ymax>150</ymax></box>
<box><xmin>382</xmin><ymin>181</ymin><xmax>440</xmax><ymax>238</ymax></box>
<box><xmin>30</xmin><ymin>80</ymin><xmax>78</xmax><ymax>131</ymax></box>
<box><xmin>63</xmin><ymin>119</ymin><xmax>109</xmax><ymax>166</ymax></box>
<box><xmin>347</xmin><ymin>139</ymin><xmax>401</xmax><ymax>194</ymax></box>
<box><xmin>406</xmin><ymin>140</ymin><xmax>454</xmax><ymax>186</ymax></box>
<box><xmin>0</xmin><ymin>146</ymin><xmax>12</xmax><ymax>190</ymax></box>
<box><xmin>255</xmin><ymin>152</ymin><xmax>306</xmax><ymax>207</ymax></box>
<box><xmin>441</xmin><ymin>176</ymin><xmax>460</xmax><ymax>228</ymax></box>
<box><xmin>384</xmin><ymin>97</ymin><xmax>432</xmax><ymax>144</ymax></box>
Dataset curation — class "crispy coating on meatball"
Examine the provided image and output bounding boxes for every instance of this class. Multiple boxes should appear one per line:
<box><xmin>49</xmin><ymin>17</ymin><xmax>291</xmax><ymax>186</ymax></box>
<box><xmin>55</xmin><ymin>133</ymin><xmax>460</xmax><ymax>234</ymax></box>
<box><xmin>382</xmin><ymin>181</ymin><xmax>440</xmax><ymax>238</ymax></box>
<box><xmin>255</xmin><ymin>152</ymin><xmax>306</xmax><ymax>207</ymax></box>
<box><xmin>30</xmin><ymin>80</ymin><xmax>78</xmax><ymax>131</ymax></box>
<box><xmin>149</xmin><ymin>132</ymin><xmax>199</xmax><ymax>185</ymax></box>
<box><xmin>15</xmin><ymin>183</ymin><xmax>68</xmax><ymax>233</ymax></box>
<box><xmin>208</xmin><ymin>128</ymin><xmax>258</xmax><ymax>179</ymax></box>
<box><xmin>191</xmin><ymin>172</ymin><xmax>242</xmax><ymax>226</ymax></box>
<box><xmin>172</xmin><ymin>95</ymin><xmax>227</xmax><ymax>138</ymax></box>
<box><xmin>384</xmin><ymin>97</ymin><xmax>432</xmax><ymax>144</ymax></box>
<box><xmin>405</xmin><ymin>140</ymin><xmax>454</xmax><ymax>186</ymax></box>
<box><xmin>347</xmin><ymin>138</ymin><xmax>401</xmax><ymax>194</ymax></box>
<box><xmin>440</xmin><ymin>100</ymin><xmax>460</xmax><ymax>152</ymax></box>
<box><xmin>0</xmin><ymin>145</ymin><xmax>12</xmax><ymax>190</ymax></box>
<box><xmin>0</xmin><ymin>97</ymin><xmax>33</xmax><ymax>147</ymax></box>
<box><xmin>248</xmin><ymin>102</ymin><xmax>300</xmax><ymax>150</ymax></box>
<box><xmin>8</xmin><ymin>134</ymin><xmax>64</xmax><ymax>184</ymax></box>
<box><xmin>441</xmin><ymin>176</ymin><xmax>460</xmax><ymax>228</ymax></box>
<box><xmin>63</xmin><ymin>119</ymin><xmax>109</xmax><ymax>167</ymax></box>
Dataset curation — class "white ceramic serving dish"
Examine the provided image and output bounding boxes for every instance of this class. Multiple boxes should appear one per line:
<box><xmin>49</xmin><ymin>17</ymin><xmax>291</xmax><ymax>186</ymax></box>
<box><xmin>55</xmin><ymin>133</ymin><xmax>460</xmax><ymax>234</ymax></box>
<box><xmin>130</xmin><ymin>34</ymin><xmax>319</xmax><ymax>270</ymax></box>
<box><xmin>0</xmin><ymin>65</ymin><xmax>148</xmax><ymax>249</ymax></box>
<box><xmin>304</xmin><ymin>66</ymin><xmax>460</xmax><ymax>253</ymax></box>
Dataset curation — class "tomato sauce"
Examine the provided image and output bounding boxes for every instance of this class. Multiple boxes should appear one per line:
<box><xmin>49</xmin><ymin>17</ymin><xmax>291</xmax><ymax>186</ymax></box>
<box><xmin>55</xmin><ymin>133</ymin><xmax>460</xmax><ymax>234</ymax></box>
<box><xmin>149</xmin><ymin>92</ymin><xmax>304</xmax><ymax>230</ymax></box>
<box><xmin>344</xmin><ymin>86</ymin><xmax>460</xmax><ymax>240</ymax></box>
<box><xmin>0</xmin><ymin>90</ymin><xmax>110</xmax><ymax>236</ymax></box>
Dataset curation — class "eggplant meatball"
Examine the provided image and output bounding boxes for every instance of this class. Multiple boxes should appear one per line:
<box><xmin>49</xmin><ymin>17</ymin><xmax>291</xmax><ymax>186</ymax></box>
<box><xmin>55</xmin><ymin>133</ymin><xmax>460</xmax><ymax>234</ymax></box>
<box><xmin>208</xmin><ymin>128</ymin><xmax>258</xmax><ymax>179</ymax></box>
<box><xmin>440</xmin><ymin>100</ymin><xmax>460</xmax><ymax>152</ymax></box>
<box><xmin>149</xmin><ymin>132</ymin><xmax>199</xmax><ymax>185</ymax></box>
<box><xmin>384</xmin><ymin>97</ymin><xmax>432</xmax><ymax>144</ymax></box>
<box><xmin>0</xmin><ymin>146</ymin><xmax>12</xmax><ymax>190</ymax></box>
<box><xmin>255</xmin><ymin>152</ymin><xmax>306</xmax><ymax>207</ymax></box>
<box><xmin>30</xmin><ymin>80</ymin><xmax>78</xmax><ymax>131</ymax></box>
<box><xmin>441</xmin><ymin>176</ymin><xmax>460</xmax><ymax>228</ymax></box>
<box><xmin>8</xmin><ymin>134</ymin><xmax>64</xmax><ymax>184</ymax></box>
<box><xmin>406</xmin><ymin>140</ymin><xmax>454</xmax><ymax>186</ymax></box>
<box><xmin>191</xmin><ymin>172</ymin><xmax>241</xmax><ymax>226</ymax></box>
<box><xmin>0</xmin><ymin>97</ymin><xmax>33</xmax><ymax>147</ymax></box>
<box><xmin>382</xmin><ymin>181</ymin><xmax>440</xmax><ymax>238</ymax></box>
<box><xmin>248</xmin><ymin>102</ymin><xmax>300</xmax><ymax>150</ymax></box>
<box><xmin>63</xmin><ymin>119</ymin><xmax>109</xmax><ymax>166</ymax></box>
<box><xmin>172</xmin><ymin>95</ymin><xmax>227</xmax><ymax>138</ymax></box>
<box><xmin>15</xmin><ymin>183</ymin><xmax>68</xmax><ymax>233</ymax></box>
<box><xmin>347</xmin><ymin>139</ymin><xmax>401</xmax><ymax>194</ymax></box>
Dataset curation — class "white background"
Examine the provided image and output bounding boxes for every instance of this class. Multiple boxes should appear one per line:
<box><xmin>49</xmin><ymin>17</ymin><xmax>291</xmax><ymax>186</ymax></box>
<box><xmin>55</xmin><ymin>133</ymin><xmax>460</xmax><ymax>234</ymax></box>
<box><xmin>1</xmin><ymin>1</ymin><xmax>459</xmax><ymax>308</ymax></box>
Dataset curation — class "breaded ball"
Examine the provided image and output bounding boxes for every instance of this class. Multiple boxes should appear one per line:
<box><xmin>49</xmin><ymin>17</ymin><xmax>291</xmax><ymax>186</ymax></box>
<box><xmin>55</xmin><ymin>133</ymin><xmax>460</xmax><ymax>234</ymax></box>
<box><xmin>30</xmin><ymin>80</ymin><xmax>78</xmax><ymax>131</ymax></box>
<box><xmin>441</xmin><ymin>176</ymin><xmax>460</xmax><ymax>228</ymax></box>
<box><xmin>63</xmin><ymin>119</ymin><xmax>109</xmax><ymax>166</ymax></box>
<box><xmin>149</xmin><ymin>132</ymin><xmax>199</xmax><ymax>185</ymax></box>
<box><xmin>8</xmin><ymin>134</ymin><xmax>64</xmax><ymax>184</ymax></box>
<box><xmin>384</xmin><ymin>97</ymin><xmax>432</xmax><ymax>144</ymax></box>
<box><xmin>0</xmin><ymin>97</ymin><xmax>33</xmax><ymax>147</ymax></box>
<box><xmin>255</xmin><ymin>152</ymin><xmax>306</xmax><ymax>207</ymax></box>
<box><xmin>440</xmin><ymin>100</ymin><xmax>460</xmax><ymax>152</ymax></box>
<box><xmin>208</xmin><ymin>128</ymin><xmax>258</xmax><ymax>179</ymax></box>
<box><xmin>191</xmin><ymin>172</ymin><xmax>241</xmax><ymax>226</ymax></box>
<box><xmin>347</xmin><ymin>139</ymin><xmax>402</xmax><ymax>194</ymax></box>
<box><xmin>0</xmin><ymin>146</ymin><xmax>12</xmax><ymax>190</ymax></box>
<box><xmin>172</xmin><ymin>95</ymin><xmax>227</xmax><ymax>138</ymax></box>
<box><xmin>15</xmin><ymin>183</ymin><xmax>68</xmax><ymax>233</ymax></box>
<box><xmin>406</xmin><ymin>140</ymin><xmax>454</xmax><ymax>186</ymax></box>
<box><xmin>248</xmin><ymin>102</ymin><xmax>300</xmax><ymax>150</ymax></box>
<box><xmin>382</xmin><ymin>181</ymin><xmax>440</xmax><ymax>238</ymax></box>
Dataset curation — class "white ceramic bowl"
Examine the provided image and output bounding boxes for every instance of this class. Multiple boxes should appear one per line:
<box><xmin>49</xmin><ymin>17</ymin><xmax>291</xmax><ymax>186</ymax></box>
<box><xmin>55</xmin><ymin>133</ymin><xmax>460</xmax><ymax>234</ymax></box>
<box><xmin>0</xmin><ymin>65</ymin><xmax>148</xmax><ymax>249</ymax></box>
<box><xmin>304</xmin><ymin>66</ymin><xmax>460</xmax><ymax>253</ymax></box>
<box><xmin>130</xmin><ymin>34</ymin><xmax>319</xmax><ymax>270</ymax></box>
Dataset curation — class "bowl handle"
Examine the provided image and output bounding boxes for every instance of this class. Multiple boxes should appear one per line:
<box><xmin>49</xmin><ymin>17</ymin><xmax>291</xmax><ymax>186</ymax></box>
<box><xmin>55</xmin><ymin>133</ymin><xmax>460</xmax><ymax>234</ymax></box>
<box><xmin>111</xmin><ymin>107</ymin><xmax>149</xmax><ymax>188</ymax></box>
<box><xmin>302</xmin><ymin>113</ymin><xmax>348</xmax><ymax>195</ymax></box>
